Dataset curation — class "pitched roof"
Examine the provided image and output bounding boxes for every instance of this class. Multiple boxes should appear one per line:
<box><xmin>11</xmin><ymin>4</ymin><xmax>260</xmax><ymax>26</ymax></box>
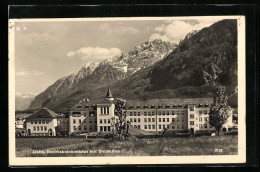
<box><xmin>97</xmin><ymin>98</ymin><xmax>113</xmax><ymax>105</ymax></box>
<box><xmin>70</xmin><ymin>99</ymin><xmax>96</xmax><ymax>111</ymax></box>
<box><xmin>27</xmin><ymin>107</ymin><xmax>58</xmax><ymax>119</ymax></box>
<box><xmin>125</xmin><ymin>98</ymin><xmax>213</xmax><ymax>110</ymax></box>
<box><xmin>106</xmin><ymin>88</ymin><xmax>113</xmax><ymax>98</ymax></box>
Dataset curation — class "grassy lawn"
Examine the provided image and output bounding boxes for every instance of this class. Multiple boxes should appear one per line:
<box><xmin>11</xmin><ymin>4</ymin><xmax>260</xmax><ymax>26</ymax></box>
<box><xmin>16</xmin><ymin>135</ymin><xmax>237</xmax><ymax>157</ymax></box>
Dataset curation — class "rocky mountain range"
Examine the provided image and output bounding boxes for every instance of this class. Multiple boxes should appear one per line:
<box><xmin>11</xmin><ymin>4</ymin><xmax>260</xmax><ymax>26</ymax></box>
<box><xmin>15</xmin><ymin>92</ymin><xmax>36</xmax><ymax>111</ymax></box>
<box><xmin>28</xmin><ymin>39</ymin><xmax>177</xmax><ymax>110</ymax></box>
<box><xmin>27</xmin><ymin>19</ymin><xmax>238</xmax><ymax>112</ymax></box>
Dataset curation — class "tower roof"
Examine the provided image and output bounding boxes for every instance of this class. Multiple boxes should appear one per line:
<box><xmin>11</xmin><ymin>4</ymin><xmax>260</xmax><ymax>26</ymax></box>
<box><xmin>106</xmin><ymin>88</ymin><xmax>113</xmax><ymax>98</ymax></box>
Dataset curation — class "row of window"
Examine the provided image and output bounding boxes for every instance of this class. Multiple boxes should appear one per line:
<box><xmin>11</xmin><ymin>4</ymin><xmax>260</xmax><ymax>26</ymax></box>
<box><xmin>99</xmin><ymin>119</ymin><xmax>111</xmax><ymax>124</ymax></box>
<box><xmin>129</xmin><ymin>111</ymin><xmax>187</xmax><ymax>116</ymax></box>
<box><xmin>72</xmin><ymin>111</ymin><xmax>95</xmax><ymax>117</ymax></box>
<box><xmin>158</xmin><ymin>118</ymin><xmax>184</xmax><ymax>122</ymax></box>
<box><xmin>30</xmin><ymin>120</ymin><xmax>49</xmax><ymax>125</ymax></box>
<box><xmin>189</xmin><ymin>121</ymin><xmax>212</xmax><ymax>128</ymax></box>
<box><xmin>100</xmin><ymin>126</ymin><xmax>111</xmax><ymax>132</ymax></box>
<box><xmin>73</xmin><ymin>119</ymin><xmax>97</xmax><ymax>124</ymax></box>
<box><xmin>190</xmin><ymin>115</ymin><xmax>208</xmax><ymax>121</ymax></box>
<box><xmin>33</xmin><ymin>126</ymin><xmax>48</xmax><ymax>131</ymax></box>
<box><xmin>100</xmin><ymin>107</ymin><xmax>110</xmax><ymax>114</ymax></box>
<box><xmin>72</xmin><ymin>125</ymin><xmax>96</xmax><ymax>131</ymax></box>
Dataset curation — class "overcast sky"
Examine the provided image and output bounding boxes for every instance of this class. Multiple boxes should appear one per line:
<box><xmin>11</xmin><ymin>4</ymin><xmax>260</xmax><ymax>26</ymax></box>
<box><xmin>14</xmin><ymin>18</ymin><xmax>220</xmax><ymax>95</ymax></box>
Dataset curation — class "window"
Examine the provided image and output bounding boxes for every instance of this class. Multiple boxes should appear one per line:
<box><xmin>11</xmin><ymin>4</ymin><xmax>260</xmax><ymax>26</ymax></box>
<box><xmin>90</xmin><ymin>126</ymin><xmax>93</xmax><ymax>131</ymax></box>
<box><xmin>37</xmin><ymin>126</ymin><xmax>39</xmax><ymax>131</ymax></box>
<box><xmin>134</xmin><ymin>112</ymin><xmax>136</xmax><ymax>116</ymax></box>
<box><xmin>33</xmin><ymin>126</ymin><xmax>36</xmax><ymax>131</ymax></box>
<box><xmin>210</xmin><ymin>125</ymin><xmax>213</xmax><ymax>128</ymax></box>
<box><xmin>89</xmin><ymin>119</ymin><xmax>92</xmax><ymax>123</ymax></box>
<box><xmin>108</xmin><ymin>119</ymin><xmax>110</xmax><ymax>123</ymax></box>
<box><xmin>84</xmin><ymin>126</ymin><xmax>87</xmax><ymax>130</ymax></box>
<box><xmin>144</xmin><ymin>112</ymin><xmax>147</xmax><ymax>116</ymax></box>
<box><xmin>138</xmin><ymin>125</ymin><xmax>140</xmax><ymax>129</ymax></box>
<box><xmin>138</xmin><ymin>118</ymin><xmax>141</xmax><ymax>122</ymax></box>
<box><xmin>204</xmin><ymin>117</ymin><xmax>208</xmax><ymax>122</ymax></box>
<box><xmin>159</xmin><ymin>125</ymin><xmax>161</xmax><ymax>129</ymax></box>
<box><xmin>79</xmin><ymin>119</ymin><xmax>82</xmax><ymax>123</ymax></box>
<box><xmin>172</xmin><ymin>125</ymin><xmax>175</xmax><ymax>129</ymax></box>
<box><xmin>108</xmin><ymin>126</ymin><xmax>110</xmax><ymax>131</ymax></box>
<box><xmin>163</xmin><ymin>125</ymin><xmax>165</xmax><ymax>129</ymax></box>
<box><xmin>41</xmin><ymin>126</ymin><xmax>43</xmax><ymax>131</ymax></box>
<box><xmin>204</xmin><ymin>124</ymin><xmax>207</xmax><ymax>128</ymax></box>
<box><xmin>167</xmin><ymin>125</ymin><xmax>169</xmax><ymax>129</ymax></box>
<box><xmin>42</xmin><ymin>120</ymin><xmax>45</xmax><ymax>124</ymax></box>
<box><xmin>148</xmin><ymin>118</ymin><xmax>151</xmax><ymax>122</ymax></box>
<box><xmin>163</xmin><ymin>118</ymin><xmax>165</xmax><ymax>122</ymax></box>
<box><xmin>159</xmin><ymin>118</ymin><xmax>161</xmax><ymax>122</ymax></box>
<box><xmin>189</xmin><ymin>107</ymin><xmax>194</xmax><ymax>111</ymax></box>
<box><xmin>199</xmin><ymin>117</ymin><xmax>202</xmax><ymax>122</ymax></box>
<box><xmin>103</xmin><ymin>107</ymin><xmax>106</xmax><ymax>114</ymax></box>
<box><xmin>104</xmin><ymin>126</ymin><xmax>107</xmax><ymax>131</ymax></box>
<box><xmin>199</xmin><ymin>124</ymin><xmax>202</xmax><ymax>128</ymax></box>
<box><xmin>100</xmin><ymin>126</ymin><xmax>103</xmax><ymax>131</ymax></box>
<box><xmin>177</xmin><ymin>118</ymin><xmax>179</xmax><ymax>122</ymax></box>
<box><xmin>101</xmin><ymin>107</ymin><xmax>103</xmax><ymax>114</ymax></box>
<box><xmin>144</xmin><ymin>125</ymin><xmax>147</xmax><ymax>129</ymax></box>
<box><xmin>148</xmin><ymin>112</ymin><xmax>151</xmax><ymax>116</ymax></box>
<box><xmin>72</xmin><ymin>112</ymin><xmax>81</xmax><ymax>117</ymax></box>
<box><xmin>35</xmin><ymin>120</ymin><xmax>37</xmax><ymax>124</ymax></box>
<box><xmin>148</xmin><ymin>125</ymin><xmax>151</xmax><ymax>129</ymax></box>
<box><xmin>138</xmin><ymin>112</ymin><xmax>140</xmax><ymax>116</ymax></box>
<box><xmin>199</xmin><ymin>111</ymin><xmax>202</xmax><ymax>115</ymax></box>
<box><xmin>190</xmin><ymin>121</ymin><xmax>194</xmax><ymax>125</ymax></box>
<box><xmin>84</xmin><ymin>119</ymin><xmax>86</xmax><ymax>123</ymax></box>
<box><xmin>130</xmin><ymin>112</ymin><xmax>133</xmax><ymax>116</ymax></box>
<box><xmin>182</xmin><ymin>112</ymin><xmax>185</xmax><ymax>115</ymax></box>
<box><xmin>167</xmin><ymin>111</ymin><xmax>169</xmax><ymax>115</ymax></box>
<box><xmin>95</xmin><ymin>119</ymin><xmax>97</xmax><ymax>123</ymax></box>
<box><xmin>190</xmin><ymin>114</ymin><xmax>194</xmax><ymax>119</ymax></box>
<box><xmin>39</xmin><ymin>120</ymin><xmax>41</xmax><ymax>124</ymax></box>
<box><xmin>104</xmin><ymin>119</ymin><xmax>106</xmax><ymax>124</ymax></box>
<box><xmin>31</xmin><ymin>121</ymin><xmax>33</xmax><ymax>124</ymax></box>
<box><xmin>158</xmin><ymin>111</ymin><xmax>161</xmax><ymax>115</ymax></box>
<box><xmin>144</xmin><ymin>118</ymin><xmax>147</xmax><ymax>122</ymax></box>
<box><xmin>90</xmin><ymin>112</ymin><xmax>95</xmax><ymax>117</ymax></box>
<box><xmin>73</xmin><ymin>126</ymin><xmax>76</xmax><ymax>130</ymax></box>
<box><xmin>182</xmin><ymin>117</ymin><xmax>184</xmax><ymax>122</ymax></box>
<box><xmin>46</xmin><ymin>120</ymin><xmax>49</xmax><ymax>124</ymax></box>
<box><xmin>152</xmin><ymin>118</ymin><xmax>155</xmax><ymax>122</ymax></box>
<box><xmin>73</xmin><ymin>119</ymin><xmax>76</xmax><ymax>124</ymax></box>
<box><xmin>79</xmin><ymin>126</ymin><xmax>81</xmax><ymax>130</ymax></box>
<box><xmin>167</xmin><ymin>118</ymin><xmax>169</xmax><ymax>122</ymax></box>
<box><xmin>172</xmin><ymin>111</ymin><xmax>175</xmax><ymax>115</ymax></box>
<box><xmin>152</xmin><ymin>111</ymin><xmax>155</xmax><ymax>116</ymax></box>
<box><xmin>196</xmin><ymin>124</ymin><xmax>198</xmax><ymax>127</ymax></box>
<box><xmin>162</xmin><ymin>111</ymin><xmax>165</xmax><ymax>115</ymax></box>
<box><xmin>107</xmin><ymin>107</ymin><xmax>109</xmax><ymax>114</ymax></box>
<box><xmin>84</xmin><ymin>113</ymin><xmax>87</xmax><ymax>117</ymax></box>
<box><xmin>44</xmin><ymin>126</ymin><xmax>47</xmax><ymax>131</ymax></box>
<box><xmin>177</xmin><ymin>112</ymin><xmax>180</xmax><ymax>115</ymax></box>
<box><xmin>152</xmin><ymin>125</ymin><xmax>155</xmax><ymax>129</ymax></box>
<box><xmin>133</xmin><ymin>118</ymin><xmax>136</xmax><ymax>122</ymax></box>
<box><xmin>130</xmin><ymin>118</ymin><xmax>133</xmax><ymax>122</ymax></box>
<box><xmin>172</xmin><ymin>118</ymin><xmax>175</xmax><ymax>122</ymax></box>
<box><xmin>204</xmin><ymin>110</ymin><xmax>207</xmax><ymax>114</ymax></box>
<box><xmin>100</xmin><ymin>119</ymin><xmax>102</xmax><ymax>124</ymax></box>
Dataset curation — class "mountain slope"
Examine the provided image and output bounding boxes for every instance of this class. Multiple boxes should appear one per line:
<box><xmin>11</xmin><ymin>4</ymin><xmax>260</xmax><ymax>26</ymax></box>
<box><xmin>29</xmin><ymin>39</ymin><xmax>177</xmax><ymax>110</ymax></box>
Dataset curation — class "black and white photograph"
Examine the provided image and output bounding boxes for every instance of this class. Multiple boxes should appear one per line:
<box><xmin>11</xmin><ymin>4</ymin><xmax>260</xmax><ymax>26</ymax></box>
<box><xmin>9</xmin><ymin>16</ymin><xmax>246</xmax><ymax>165</ymax></box>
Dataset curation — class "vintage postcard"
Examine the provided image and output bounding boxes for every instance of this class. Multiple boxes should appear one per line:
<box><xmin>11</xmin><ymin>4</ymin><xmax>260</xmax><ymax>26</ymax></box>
<box><xmin>9</xmin><ymin>16</ymin><xmax>246</xmax><ymax>166</ymax></box>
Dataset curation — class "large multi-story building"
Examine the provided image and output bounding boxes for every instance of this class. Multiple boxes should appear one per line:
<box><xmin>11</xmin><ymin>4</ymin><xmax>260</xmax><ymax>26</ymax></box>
<box><xmin>24</xmin><ymin>89</ymin><xmax>237</xmax><ymax>136</ymax></box>
<box><xmin>26</xmin><ymin>107</ymin><xmax>59</xmax><ymax>136</ymax></box>
<box><xmin>69</xmin><ymin>99</ymin><xmax>97</xmax><ymax>135</ymax></box>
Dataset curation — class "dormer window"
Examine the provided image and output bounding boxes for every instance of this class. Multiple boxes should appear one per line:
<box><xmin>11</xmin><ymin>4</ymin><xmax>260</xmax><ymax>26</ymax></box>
<box><xmin>173</xmin><ymin>104</ymin><xmax>177</xmax><ymax>108</ymax></box>
<box><xmin>178</xmin><ymin>104</ymin><xmax>182</xmax><ymax>108</ymax></box>
<box><xmin>204</xmin><ymin>103</ymin><xmax>209</xmax><ymax>107</ymax></box>
<box><xmin>136</xmin><ymin>105</ymin><xmax>141</xmax><ymax>108</ymax></box>
<box><xmin>143</xmin><ymin>105</ymin><xmax>148</xmax><ymax>108</ymax></box>
<box><xmin>151</xmin><ymin>105</ymin><xmax>155</xmax><ymax>108</ymax></box>
<box><xmin>158</xmin><ymin>104</ymin><xmax>162</xmax><ymax>108</ymax></box>
<box><xmin>85</xmin><ymin>105</ymin><xmax>89</xmax><ymax>108</ymax></box>
<box><xmin>129</xmin><ymin>105</ymin><xmax>133</xmax><ymax>109</ymax></box>
<box><xmin>165</xmin><ymin>105</ymin><xmax>170</xmax><ymax>108</ymax></box>
<box><xmin>77</xmin><ymin>106</ymin><xmax>82</xmax><ymax>108</ymax></box>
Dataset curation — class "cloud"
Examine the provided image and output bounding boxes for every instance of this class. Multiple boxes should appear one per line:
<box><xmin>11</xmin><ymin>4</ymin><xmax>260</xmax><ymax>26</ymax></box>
<box><xmin>98</xmin><ymin>23</ymin><xmax>139</xmax><ymax>35</ymax></box>
<box><xmin>149</xmin><ymin>19</ymin><xmax>219</xmax><ymax>43</ymax></box>
<box><xmin>67</xmin><ymin>47</ymin><xmax>122</xmax><ymax>61</ymax></box>
<box><xmin>16</xmin><ymin>71</ymin><xmax>45</xmax><ymax>76</ymax></box>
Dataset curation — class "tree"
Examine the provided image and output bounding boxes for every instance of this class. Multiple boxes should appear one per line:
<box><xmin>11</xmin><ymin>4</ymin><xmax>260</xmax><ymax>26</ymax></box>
<box><xmin>111</xmin><ymin>98</ymin><xmax>130</xmax><ymax>140</ymax></box>
<box><xmin>209</xmin><ymin>86</ymin><xmax>231</xmax><ymax>135</ymax></box>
